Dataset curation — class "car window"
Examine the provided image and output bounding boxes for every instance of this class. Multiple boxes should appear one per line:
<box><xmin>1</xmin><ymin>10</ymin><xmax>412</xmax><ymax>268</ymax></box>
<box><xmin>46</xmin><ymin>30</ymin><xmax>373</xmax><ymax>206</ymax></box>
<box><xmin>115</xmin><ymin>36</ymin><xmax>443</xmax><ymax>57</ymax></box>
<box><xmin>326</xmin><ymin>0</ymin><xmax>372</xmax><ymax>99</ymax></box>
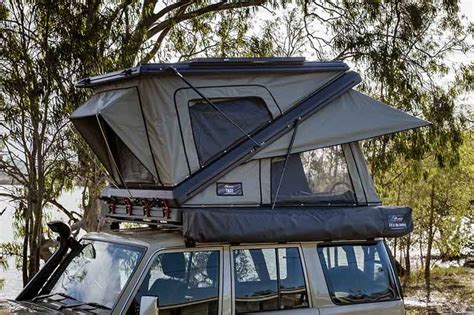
<box><xmin>317</xmin><ymin>242</ymin><xmax>398</xmax><ymax>305</ymax></box>
<box><xmin>233</xmin><ymin>247</ymin><xmax>308</xmax><ymax>313</ymax></box>
<box><xmin>127</xmin><ymin>250</ymin><xmax>220</xmax><ymax>315</ymax></box>
<box><xmin>49</xmin><ymin>240</ymin><xmax>143</xmax><ymax>310</ymax></box>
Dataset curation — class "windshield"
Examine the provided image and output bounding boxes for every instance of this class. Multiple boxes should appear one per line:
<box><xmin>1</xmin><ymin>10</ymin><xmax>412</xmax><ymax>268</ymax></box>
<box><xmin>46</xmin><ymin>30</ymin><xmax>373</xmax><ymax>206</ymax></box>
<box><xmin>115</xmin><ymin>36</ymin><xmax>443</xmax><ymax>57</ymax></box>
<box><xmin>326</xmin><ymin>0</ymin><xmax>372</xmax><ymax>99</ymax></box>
<box><xmin>49</xmin><ymin>239</ymin><xmax>144</xmax><ymax>309</ymax></box>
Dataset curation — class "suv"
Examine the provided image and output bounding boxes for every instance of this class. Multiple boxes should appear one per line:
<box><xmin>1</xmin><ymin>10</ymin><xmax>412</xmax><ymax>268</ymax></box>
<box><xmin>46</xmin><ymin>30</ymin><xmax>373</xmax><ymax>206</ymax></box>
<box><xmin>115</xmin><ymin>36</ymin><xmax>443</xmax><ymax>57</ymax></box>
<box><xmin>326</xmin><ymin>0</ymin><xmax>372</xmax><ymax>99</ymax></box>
<box><xmin>3</xmin><ymin>227</ymin><xmax>404</xmax><ymax>314</ymax></box>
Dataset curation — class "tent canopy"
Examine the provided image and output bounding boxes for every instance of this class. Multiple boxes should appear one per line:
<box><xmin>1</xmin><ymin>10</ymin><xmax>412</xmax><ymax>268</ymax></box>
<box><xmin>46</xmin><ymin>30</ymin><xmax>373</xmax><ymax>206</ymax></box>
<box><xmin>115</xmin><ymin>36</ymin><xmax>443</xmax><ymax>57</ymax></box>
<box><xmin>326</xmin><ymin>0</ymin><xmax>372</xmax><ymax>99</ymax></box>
<box><xmin>71</xmin><ymin>58</ymin><xmax>429</xmax><ymax>206</ymax></box>
<box><xmin>253</xmin><ymin>90</ymin><xmax>429</xmax><ymax>159</ymax></box>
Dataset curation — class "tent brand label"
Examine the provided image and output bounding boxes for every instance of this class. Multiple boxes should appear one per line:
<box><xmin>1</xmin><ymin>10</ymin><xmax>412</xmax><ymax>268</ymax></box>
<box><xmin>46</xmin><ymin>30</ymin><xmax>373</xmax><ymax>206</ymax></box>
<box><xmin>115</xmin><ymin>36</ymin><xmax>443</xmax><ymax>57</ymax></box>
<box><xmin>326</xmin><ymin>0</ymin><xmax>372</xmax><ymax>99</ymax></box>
<box><xmin>217</xmin><ymin>183</ymin><xmax>243</xmax><ymax>196</ymax></box>
<box><xmin>388</xmin><ymin>214</ymin><xmax>407</xmax><ymax>230</ymax></box>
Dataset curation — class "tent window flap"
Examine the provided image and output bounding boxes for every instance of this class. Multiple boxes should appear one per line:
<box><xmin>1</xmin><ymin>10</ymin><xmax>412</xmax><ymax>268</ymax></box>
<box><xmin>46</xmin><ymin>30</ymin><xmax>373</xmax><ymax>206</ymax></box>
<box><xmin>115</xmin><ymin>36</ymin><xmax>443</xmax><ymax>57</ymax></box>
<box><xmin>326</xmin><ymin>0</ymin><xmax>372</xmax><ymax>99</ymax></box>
<box><xmin>271</xmin><ymin>145</ymin><xmax>356</xmax><ymax>205</ymax></box>
<box><xmin>189</xmin><ymin>97</ymin><xmax>271</xmax><ymax>165</ymax></box>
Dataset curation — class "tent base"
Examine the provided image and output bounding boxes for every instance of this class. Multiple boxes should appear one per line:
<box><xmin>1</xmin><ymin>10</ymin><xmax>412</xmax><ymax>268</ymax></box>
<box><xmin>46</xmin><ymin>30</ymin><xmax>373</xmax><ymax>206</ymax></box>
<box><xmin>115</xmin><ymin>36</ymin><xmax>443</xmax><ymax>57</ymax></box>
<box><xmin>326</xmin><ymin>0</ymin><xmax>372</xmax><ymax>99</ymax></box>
<box><xmin>183</xmin><ymin>206</ymin><xmax>413</xmax><ymax>243</ymax></box>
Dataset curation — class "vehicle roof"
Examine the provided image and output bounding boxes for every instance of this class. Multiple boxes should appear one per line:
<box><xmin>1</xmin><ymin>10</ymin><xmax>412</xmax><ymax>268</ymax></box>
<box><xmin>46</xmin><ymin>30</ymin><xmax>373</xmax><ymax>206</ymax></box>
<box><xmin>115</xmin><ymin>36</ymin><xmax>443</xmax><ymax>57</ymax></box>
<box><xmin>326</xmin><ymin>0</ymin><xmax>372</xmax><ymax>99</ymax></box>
<box><xmin>82</xmin><ymin>227</ymin><xmax>186</xmax><ymax>250</ymax></box>
<box><xmin>81</xmin><ymin>227</ymin><xmax>384</xmax><ymax>251</ymax></box>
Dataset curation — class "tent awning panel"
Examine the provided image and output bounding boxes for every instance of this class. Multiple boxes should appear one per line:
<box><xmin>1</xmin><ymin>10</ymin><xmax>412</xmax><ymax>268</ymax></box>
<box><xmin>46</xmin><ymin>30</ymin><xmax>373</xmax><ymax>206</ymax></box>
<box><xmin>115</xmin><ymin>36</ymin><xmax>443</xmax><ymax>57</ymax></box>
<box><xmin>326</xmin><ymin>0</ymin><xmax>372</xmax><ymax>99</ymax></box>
<box><xmin>253</xmin><ymin>90</ymin><xmax>430</xmax><ymax>159</ymax></box>
<box><xmin>71</xmin><ymin>87</ymin><xmax>158</xmax><ymax>184</ymax></box>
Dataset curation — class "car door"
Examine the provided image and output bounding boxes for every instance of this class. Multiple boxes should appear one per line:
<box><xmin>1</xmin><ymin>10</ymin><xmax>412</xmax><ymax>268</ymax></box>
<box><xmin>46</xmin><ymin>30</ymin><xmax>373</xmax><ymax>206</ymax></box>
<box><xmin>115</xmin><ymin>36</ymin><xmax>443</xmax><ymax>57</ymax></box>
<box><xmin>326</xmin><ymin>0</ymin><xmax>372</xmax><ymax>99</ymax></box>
<box><xmin>230</xmin><ymin>244</ymin><xmax>319</xmax><ymax>315</ymax></box>
<box><xmin>124</xmin><ymin>246</ymin><xmax>224</xmax><ymax>315</ymax></box>
<box><xmin>312</xmin><ymin>241</ymin><xmax>404</xmax><ymax>315</ymax></box>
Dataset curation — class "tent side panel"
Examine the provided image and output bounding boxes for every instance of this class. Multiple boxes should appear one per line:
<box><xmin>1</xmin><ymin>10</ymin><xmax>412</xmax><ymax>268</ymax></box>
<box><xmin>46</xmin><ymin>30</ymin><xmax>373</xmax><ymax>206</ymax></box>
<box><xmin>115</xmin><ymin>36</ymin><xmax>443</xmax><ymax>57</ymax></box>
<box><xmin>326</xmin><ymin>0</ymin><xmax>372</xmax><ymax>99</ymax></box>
<box><xmin>349</xmin><ymin>142</ymin><xmax>381</xmax><ymax>205</ymax></box>
<box><xmin>99</xmin><ymin>87</ymin><xmax>159</xmax><ymax>182</ymax></box>
<box><xmin>183</xmin><ymin>160</ymin><xmax>261</xmax><ymax>206</ymax></box>
<box><xmin>71</xmin><ymin>117</ymin><xmax>113</xmax><ymax>177</ymax></box>
<box><xmin>260</xmin><ymin>158</ymin><xmax>272</xmax><ymax>204</ymax></box>
<box><xmin>139</xmin><ymin>77</ymin><xmax>190</xmax><ymax>186</ymax></box>
<box><xmin>342</xmin><ymin>143</ymin><xmax>367</xmax><ymax>205</ymax></box>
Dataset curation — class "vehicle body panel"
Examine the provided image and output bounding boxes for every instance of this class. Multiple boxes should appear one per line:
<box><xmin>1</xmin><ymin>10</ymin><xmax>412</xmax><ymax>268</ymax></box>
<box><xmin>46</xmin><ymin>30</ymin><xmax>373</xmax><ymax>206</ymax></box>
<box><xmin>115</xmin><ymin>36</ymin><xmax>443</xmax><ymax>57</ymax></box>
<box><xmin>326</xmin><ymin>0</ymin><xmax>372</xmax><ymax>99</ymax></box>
<box><xmin>7</xmin><ymin>228</ymin><xmax>404</xmax><ymax>315</ymax></box>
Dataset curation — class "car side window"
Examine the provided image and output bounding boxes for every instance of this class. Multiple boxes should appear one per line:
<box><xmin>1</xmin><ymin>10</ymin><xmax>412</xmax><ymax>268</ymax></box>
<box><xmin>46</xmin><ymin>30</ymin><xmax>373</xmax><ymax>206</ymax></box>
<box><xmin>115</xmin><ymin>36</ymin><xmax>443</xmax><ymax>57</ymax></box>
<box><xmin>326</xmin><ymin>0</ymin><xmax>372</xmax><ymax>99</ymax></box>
<box><xmin>317</xmin><ymin>242</ymin><xmax>398</xmax><ymax>305</ymax></box>
<box><xmin>233</xmin><ymin>247</ymin><xmax>308</xmax><ymax>314</ymax></box>
<box><xmin>127</xmin><ymin>250</ymin><xmax>220</xmax><ymax>315</ymax></box>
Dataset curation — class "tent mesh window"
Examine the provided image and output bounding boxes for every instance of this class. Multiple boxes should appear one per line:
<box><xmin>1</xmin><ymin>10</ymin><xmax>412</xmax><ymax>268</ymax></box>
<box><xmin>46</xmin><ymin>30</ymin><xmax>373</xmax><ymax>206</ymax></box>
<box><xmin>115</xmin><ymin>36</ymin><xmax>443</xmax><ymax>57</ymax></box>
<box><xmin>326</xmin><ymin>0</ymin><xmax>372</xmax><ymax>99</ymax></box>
<box><xmin>271</xmin><ymin>145</ymin><xmax>356</xmax><ymax>205</ymax></box>
<box><xmin>189</xmin><ymin>97</ymin><xmax>271</xmax><ymax>165</ymax></box>
<box><xmin>103</xmin><ymin>121</ymin><xmax>155</xmax><ymax>186</ymax></box>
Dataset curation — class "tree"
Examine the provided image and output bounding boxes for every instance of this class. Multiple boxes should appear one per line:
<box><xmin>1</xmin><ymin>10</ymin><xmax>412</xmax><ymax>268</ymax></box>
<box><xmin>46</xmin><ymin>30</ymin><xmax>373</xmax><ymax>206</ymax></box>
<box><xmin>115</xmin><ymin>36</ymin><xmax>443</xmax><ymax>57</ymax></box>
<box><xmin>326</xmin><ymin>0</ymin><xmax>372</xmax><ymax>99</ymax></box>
<box><xmin>0</xmin><ymin>0</ymin><xmax>279</xmax><ymax>284</ymax></box>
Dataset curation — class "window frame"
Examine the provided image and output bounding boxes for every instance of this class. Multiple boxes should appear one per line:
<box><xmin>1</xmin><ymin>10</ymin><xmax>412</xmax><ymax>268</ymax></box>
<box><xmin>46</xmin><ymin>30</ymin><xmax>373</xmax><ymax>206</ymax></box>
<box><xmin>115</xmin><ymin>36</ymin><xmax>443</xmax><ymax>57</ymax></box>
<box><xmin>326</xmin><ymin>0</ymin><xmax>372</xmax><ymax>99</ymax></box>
<box><xmin>316</xmin><ymin>240</ymin><xmax>401</xmax><ymax>306</ymax></box>
<box><xmin>124</xmin><ymin>246</ymin><xmax>224</xmax><ymax>315</ymax></box>
<box><xmin>188</xmin><ymin>96</ymin><xmax>272</xmax><ymax>167</ymax></box>
<box><xmin>230</xmin><ymin>244</ymin><xmax>311</xmax><ymax>314</ymax></box>
<box><xmin>44</xmin><ymin>237</ymin><xmax>147</xmax><ymax>313</ymax></box>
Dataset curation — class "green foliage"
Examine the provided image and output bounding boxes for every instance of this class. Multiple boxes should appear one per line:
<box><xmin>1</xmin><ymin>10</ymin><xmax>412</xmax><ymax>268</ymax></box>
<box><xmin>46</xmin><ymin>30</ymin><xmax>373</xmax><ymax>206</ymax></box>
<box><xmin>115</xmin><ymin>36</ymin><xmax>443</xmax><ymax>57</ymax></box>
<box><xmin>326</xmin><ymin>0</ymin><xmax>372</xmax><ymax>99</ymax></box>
<box><xmin>380</xmin><ymin>131</ymin><xmax>473</xmax><ymax>261</ymax></box>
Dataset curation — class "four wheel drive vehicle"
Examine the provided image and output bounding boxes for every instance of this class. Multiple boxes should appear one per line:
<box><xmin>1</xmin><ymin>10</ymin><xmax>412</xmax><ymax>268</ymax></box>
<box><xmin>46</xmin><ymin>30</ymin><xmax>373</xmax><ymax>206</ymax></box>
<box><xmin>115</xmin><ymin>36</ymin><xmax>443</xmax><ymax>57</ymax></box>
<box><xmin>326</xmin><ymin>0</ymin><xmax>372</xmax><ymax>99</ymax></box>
<box><xmin>2</xmin><ymin>57</ymin><xmax>429</xmax><ymax>314</ymax></box>
<box><xmin>3</xmin><ymin>224</ymin><xmax>404</xmax><ymax>315</ymax></box>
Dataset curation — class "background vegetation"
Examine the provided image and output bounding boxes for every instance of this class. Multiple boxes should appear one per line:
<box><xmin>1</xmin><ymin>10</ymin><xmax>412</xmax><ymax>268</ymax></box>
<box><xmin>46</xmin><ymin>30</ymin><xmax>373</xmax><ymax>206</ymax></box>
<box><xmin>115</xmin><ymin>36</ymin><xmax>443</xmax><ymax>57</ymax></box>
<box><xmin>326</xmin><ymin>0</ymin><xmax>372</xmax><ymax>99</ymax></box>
<box><xmin>0</xmin><ymin>0</ymin><xmax>472</xmax><ymax>309</ymax></box>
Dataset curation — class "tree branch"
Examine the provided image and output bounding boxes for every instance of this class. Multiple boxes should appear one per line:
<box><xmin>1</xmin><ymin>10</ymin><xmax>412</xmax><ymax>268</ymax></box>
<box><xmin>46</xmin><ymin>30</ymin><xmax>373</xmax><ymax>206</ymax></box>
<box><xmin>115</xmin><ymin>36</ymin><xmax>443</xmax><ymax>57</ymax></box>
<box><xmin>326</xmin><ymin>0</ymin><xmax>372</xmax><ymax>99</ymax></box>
<box><xmin>147</xmin><ymin>0</ymin><xmax>266</xmax><ymax>39</ymax></box>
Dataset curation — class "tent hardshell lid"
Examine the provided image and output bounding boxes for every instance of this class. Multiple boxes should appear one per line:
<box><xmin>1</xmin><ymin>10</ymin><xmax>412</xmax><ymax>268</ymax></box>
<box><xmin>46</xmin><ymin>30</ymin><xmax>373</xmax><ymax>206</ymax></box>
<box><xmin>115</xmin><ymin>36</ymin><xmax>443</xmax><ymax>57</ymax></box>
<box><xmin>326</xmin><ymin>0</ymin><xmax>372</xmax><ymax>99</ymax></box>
<box><xmin>75</xmin><ymin>57</ymin><xmax>349</xmax><ymax>87</ymax></box>
<box><xmin>71</xmin><ymin>58</ymin><xmax>430</xmax><ymax>208</ymax></box>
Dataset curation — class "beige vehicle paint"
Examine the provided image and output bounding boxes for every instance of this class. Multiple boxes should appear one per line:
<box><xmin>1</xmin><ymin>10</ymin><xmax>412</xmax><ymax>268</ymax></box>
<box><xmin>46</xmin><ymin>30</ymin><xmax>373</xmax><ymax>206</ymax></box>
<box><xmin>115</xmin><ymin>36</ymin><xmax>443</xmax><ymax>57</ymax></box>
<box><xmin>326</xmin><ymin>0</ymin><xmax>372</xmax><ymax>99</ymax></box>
<box><xmin>2</xmin><ymin>228</ymin><xmax>404</xmax><ymax>314</ymax></box>
<box><xmin>88</xmin><ymin>228</ymin><xmax>405</xmax><ymax>315</ymax></box>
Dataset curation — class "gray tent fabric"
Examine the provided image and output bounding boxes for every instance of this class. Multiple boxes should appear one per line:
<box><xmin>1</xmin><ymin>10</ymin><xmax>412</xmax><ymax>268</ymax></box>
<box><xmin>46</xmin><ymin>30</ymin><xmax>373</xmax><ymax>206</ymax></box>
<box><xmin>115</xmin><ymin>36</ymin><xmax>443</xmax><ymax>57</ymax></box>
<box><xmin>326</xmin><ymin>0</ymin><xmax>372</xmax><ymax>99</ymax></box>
<box><xmin>184</xmin><ymin>160</ymin><xmax>261</xmax><ymax>206</ymax></box>
<box><xmin>99</xmin><ymin>88</ymin><xmax>158</xmax><ymax>181</ymax></box>
<box><xmin>71</xmin><ymin>117</ymin><xmax>112</xmax><ymax>173</ymax></box>
<box><xmin>346</xmin><ymin>142</ymin><xmax>380</xmax><ymax>204</ymax></box>
<box><xmin>115</xmin><ymin>71</ymin><xmax>342</xmax><ymax>185</ymax></box>
<box><xmin>183</xmin><ymin>206</ymin><xmax>413</xmax><ymax>243</ymax></box>
<box><xmin>253</xmin><ymin>90</ymin><xmax>430</xmax><ymax>159</ymax></box>
<box><xmin>71</xmin><ymin>87</ymin><xmax>158</xmax><ymax>184</ymax></box>
<box><xmin>181</xmin><ymin>143</ymin><xmax>373</xmax><ymax>207</ymax></box>
<box><xmin>73</xmin><ymin>66</ymin><xmax>428</xmax><ymax>192</ymax></box>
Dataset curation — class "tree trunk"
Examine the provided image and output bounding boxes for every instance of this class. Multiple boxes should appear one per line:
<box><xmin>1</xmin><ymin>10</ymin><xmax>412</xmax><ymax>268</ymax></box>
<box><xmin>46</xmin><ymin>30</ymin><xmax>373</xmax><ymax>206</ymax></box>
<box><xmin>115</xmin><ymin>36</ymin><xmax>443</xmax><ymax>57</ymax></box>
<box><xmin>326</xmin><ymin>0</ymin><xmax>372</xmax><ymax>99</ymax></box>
<box><xmin>82</xmin><ymin>183</ymin><xmax>101</xmax><ymax>232</ymax></box>
<box><xmin>405</xmin><ymin>234</ymin><xmax>411</xmax><ymax>276</ymax></box>
<box><xmin>419</xmin><ymin>234</ymin><xmax>424</xmax><ymax>271</ymax></box>
<box><xmin>424</xmin><ymin>180</ymin><xmax>436</xmax><ymax>303</ymax></box>
<box><xmin>22</xmin><ymin>205</ymin><xmax>30</xmax><ymax>286</ymax></box>
<box><xmin>27</xmin><ymin>198</ymin><xmax>43</xmax><ymax>281</ymax></box>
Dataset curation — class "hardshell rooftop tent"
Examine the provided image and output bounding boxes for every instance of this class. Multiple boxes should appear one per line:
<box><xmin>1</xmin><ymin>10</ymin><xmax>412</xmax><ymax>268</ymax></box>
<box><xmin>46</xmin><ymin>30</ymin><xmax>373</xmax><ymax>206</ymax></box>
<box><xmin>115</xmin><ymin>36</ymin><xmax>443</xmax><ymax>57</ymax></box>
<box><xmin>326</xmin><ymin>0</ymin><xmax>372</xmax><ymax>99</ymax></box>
<box><xmin>72</xmin><ymin>57</ymin><xmax>429</xmax><ymax>243</ymax></box>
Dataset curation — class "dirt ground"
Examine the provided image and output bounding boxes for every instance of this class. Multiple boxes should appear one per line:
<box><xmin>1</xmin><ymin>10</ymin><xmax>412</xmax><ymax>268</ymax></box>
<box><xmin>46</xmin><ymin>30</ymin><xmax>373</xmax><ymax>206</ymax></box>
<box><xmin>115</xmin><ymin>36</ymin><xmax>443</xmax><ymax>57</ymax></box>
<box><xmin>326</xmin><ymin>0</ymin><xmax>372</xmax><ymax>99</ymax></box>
<box><xmin>403</xmin><ymin>266</ymin><xmax>474</xmax><ymax>314</ymax></box>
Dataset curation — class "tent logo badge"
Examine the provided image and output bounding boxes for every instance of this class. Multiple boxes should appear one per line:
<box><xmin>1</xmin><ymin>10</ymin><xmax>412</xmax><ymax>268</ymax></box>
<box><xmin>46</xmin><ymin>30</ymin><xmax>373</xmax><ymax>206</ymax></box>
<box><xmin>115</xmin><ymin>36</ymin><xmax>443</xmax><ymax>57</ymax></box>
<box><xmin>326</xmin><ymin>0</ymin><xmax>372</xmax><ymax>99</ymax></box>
<box><xmin>217</xmin><ymin>182</ymin><xmax>243</xmax><ymax>196</ymax></box>
<box><xmin>388</xmin><ymin>215</ymin><xmax>407</xmax><ymax>230</ymax></box>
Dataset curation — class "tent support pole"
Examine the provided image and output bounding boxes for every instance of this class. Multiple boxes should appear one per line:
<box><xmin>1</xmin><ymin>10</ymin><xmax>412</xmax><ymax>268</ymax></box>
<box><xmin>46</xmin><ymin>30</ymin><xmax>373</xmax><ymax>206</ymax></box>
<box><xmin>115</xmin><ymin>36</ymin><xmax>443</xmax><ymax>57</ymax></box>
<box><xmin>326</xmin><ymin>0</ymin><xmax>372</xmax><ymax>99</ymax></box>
<box><xmin>166</xmin><ymin>66</ymin><xmax>261</xmax><ymax>147</ymax></box>
<box><xmin>272</xmin><ymin>118</ymin><xmax>300</xmax><ymax>209</ymax></box>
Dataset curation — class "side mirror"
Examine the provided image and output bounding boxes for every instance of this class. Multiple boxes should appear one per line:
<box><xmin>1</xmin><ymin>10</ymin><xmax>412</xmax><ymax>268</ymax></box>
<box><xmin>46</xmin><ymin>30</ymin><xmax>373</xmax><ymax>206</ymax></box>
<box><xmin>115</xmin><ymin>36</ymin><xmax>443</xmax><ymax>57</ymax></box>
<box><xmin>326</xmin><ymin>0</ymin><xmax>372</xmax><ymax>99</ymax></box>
<box><xmin>140</xmin><ymin>296</ymin><xmax>159</xmax><ymax>315</ymax></box>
